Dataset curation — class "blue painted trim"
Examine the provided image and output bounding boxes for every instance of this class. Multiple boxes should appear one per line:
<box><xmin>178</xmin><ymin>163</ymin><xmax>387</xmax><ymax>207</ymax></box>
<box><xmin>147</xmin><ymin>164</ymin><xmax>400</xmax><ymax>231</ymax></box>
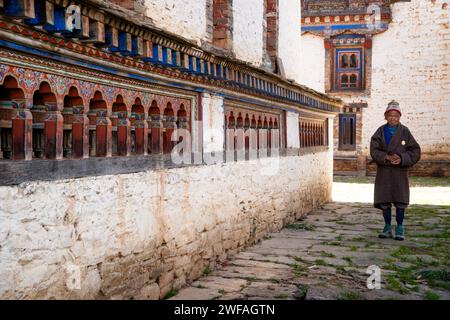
<box><xmin>4</xmin><ymin>0</ymin><xmax>26</xmax><ymax>17</ymax></box>
<box><xmin>24</xmin><ymin>0</ymin><xmax>46</xmax><ymax>26</ymax></box>
<box><xmin>44</xmin><ymin>7</ymin><xmax>66</xmax><ymax>33</ymax></box>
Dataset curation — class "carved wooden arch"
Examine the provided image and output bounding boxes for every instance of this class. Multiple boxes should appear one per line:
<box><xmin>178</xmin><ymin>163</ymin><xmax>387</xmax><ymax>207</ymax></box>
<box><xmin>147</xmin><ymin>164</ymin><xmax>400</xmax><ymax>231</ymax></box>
<box><xmin>0</xmin><ymin>75</ymin><xmax>26</xmax><ymax>101</ymax></box>
<box><xmin>112</xmin><ymin>94</ymin><xmax>129</xmax><ymax>117</ymax></box>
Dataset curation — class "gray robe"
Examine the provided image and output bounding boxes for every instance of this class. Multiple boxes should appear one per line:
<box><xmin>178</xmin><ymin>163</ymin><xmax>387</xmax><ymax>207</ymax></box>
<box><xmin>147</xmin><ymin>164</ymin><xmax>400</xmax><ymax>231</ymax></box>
<box><xmin>370</xmin><ymin>123</ymin><xmax>421</xmax><ymax>209</ymax></box>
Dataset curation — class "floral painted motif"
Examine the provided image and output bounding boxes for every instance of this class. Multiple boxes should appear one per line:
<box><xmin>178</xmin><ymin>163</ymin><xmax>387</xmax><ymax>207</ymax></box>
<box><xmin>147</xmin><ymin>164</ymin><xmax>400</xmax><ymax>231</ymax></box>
<box><xmin>0</xmin><ymin>62</ymin><xmax>192</xmax><ymax>121</ymax></box>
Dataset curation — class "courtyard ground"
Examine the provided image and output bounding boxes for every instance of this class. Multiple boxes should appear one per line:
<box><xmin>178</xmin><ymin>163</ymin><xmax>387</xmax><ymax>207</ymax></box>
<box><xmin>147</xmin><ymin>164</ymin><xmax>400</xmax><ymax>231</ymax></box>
<box><xmin>169</xmin><ymin>176</ymin><xmax>450</xmax><ymax>300</ymax></box>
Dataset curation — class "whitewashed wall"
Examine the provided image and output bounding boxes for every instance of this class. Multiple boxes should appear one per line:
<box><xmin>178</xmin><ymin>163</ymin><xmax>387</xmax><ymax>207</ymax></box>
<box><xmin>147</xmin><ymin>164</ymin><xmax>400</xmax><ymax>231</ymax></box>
<box><xmin>202</xmin><ymin>93</ymin><xmax>225</xmax><ymax>153</ymax></box>
<box><xmin>143</xmin><ymin>0</ymin><xmax>207</xmax><ymax>45</ymax></box>
<box><xmin>232</xmin><ymin>0</ymin><xmax>264</xmax><ymax>66</ymax></box>
<box><xmin>286</xmin><ymin>111</ymin><xmax>300</xmax><ymax>148</ymax></box>
<box><xmin>298</xmin><ymin>0</ymin><xmax>450</xmax><ymax>160</ymax></box>
<box><xmin>362</xmin><ymin>0</ymin><xmax>450</xmax><ymax>159</ymax></box>
<box><xmin>299</xmin><ymin>33</ymin><xmax>325</xmax><ymax>92</ymax></box>
<box><xmin>0</xmin><ymin>152</ymin><xmax>333</xmax><ymax>299</ymax></box>
<box><xmin>278</xmin><ymin>0</ymin><xmax>302</xmax><ymax>83</ymax></box>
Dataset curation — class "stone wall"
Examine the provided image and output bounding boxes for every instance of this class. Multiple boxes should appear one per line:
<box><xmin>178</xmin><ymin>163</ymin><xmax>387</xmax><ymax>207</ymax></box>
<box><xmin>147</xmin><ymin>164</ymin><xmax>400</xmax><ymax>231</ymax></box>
<box><xmin>0</xmin><ymin>151</ymin><xmax>332</xmax><ymax>299</ymax></box>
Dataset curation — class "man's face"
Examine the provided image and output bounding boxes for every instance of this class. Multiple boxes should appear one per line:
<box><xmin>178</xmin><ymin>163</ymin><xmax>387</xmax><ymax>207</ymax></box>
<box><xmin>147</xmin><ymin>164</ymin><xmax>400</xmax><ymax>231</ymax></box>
<box><xmin>385</xmin><ymin>110</ymin><xmax>401</xmax><ymax>126</ymax></box>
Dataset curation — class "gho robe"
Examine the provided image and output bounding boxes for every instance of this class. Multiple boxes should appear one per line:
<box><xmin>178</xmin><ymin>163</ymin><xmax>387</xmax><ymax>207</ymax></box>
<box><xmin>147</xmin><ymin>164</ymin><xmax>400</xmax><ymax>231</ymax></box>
<box><xmin>370</xmin><ymin>123</ymin><xmax>421</xmax><ymax>209</ymax></box>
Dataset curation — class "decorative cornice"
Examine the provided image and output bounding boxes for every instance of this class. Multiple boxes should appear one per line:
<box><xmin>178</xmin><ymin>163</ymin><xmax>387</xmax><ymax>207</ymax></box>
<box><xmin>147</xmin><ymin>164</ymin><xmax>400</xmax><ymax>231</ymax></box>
<box><xmin>301</xmin><ymin>0</ymin><xmax>395</xmax><ymax>36</ymax></box>
<box><xmin>0</xmin><ymin>0</ymin><xmax>344</xmax><ymax>114</ymax></box>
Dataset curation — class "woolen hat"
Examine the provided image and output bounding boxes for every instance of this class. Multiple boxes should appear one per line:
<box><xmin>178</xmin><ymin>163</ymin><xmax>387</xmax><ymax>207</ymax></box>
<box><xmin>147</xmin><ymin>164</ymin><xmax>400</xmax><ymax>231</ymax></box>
<box><xmin>385</xmin><ymin>100</ymin><xmax>401</xmax><ymax>116</ymax></box>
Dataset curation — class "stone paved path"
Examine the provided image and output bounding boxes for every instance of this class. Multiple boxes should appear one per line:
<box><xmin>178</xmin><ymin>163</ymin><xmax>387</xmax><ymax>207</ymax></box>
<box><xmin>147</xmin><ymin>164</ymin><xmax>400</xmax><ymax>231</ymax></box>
<box><xmin>171</xmin><ymin>202</ymin><xmax>450</xmax><ymax>300</ymax></box>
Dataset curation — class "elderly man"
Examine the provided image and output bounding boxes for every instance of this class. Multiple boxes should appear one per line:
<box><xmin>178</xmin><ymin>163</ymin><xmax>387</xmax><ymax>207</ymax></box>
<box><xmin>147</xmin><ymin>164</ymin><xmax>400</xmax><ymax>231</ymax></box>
<box><xmin>370</xmin><ymin>101</ymin><xmax>421</xmax><ymax>241</ymax></box>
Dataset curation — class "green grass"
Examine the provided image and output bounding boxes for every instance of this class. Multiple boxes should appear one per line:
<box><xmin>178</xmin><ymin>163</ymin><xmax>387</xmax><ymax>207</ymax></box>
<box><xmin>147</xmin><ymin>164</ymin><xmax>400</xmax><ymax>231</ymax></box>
<box><xmin>407</xmin><ymin>206</ymin><xmax>439</xmax><ymax>219</ymax></box>
<box><xmin>333</xmin><ymin>175</ymin><xmax>450</xmax><ymax>187</ymax></box>
<box><xmin>291</xmin><ymin>263</ymin><xmax>308</xmax><ymax>275</ymax></box>
<box><xmin>424</xmin><ymin>291</ymin><xmax>441</xmax><ymax>300</ymax></box>
<box><xmin>321</xmin><ymin>241</ymin><xmax>342</xmax><ymax>246</ymax></box>
<box><xmin>334</xmin><ymin>176</ymin><xmax>375</xmax><ymax>184</ymax></box>
<box><xmin>274</xmin><ymin>293</ymin><xmax>289</xmax><ymax>299</ymax></box>
<box><xmin>391</xmin><ymin>246</ymin><xmax>417</xmax><ymax>260</ymax></box>
<box><xmin>202</xmin><ymin>266</ymin><xmax>212</xmax><ymax>276</ymax></box>
<box><xmin>350</xmin><ymin>246</ymin><xmax>358</xmax><ymax>252</ymax></box>
<box><xmin>417</xmin><ymin>269</ymin><xmax>450</xmax><ymax>291</ymax></box>
<box><xmin>320</xmin><ymin>252</ymin><xmax>336</xmax><ymax>258</ymax></box>
<box><xmin>286</xmin><ymin>223</ymin><xmax>316</xmax><ymax>231</ymax></box>
<box><xmin>335</xmin><ymin>235</ymin><xmax>344</xmax><ymax>241</ymax></box>
<box><xmin>314</xmin><ymin>259</ymin><xmax>328</xmax><ymax>266</ymax></box>
<box><xmin>163</xmin><ymin>288</ymin><xmax>179</xmax><ymax>299</ymax></box>
<box><xmin>336</xmin><ymin>291</ymin><xmax>364</xmax><ymax>300</ymax></box>
<box><xmin>294</xmin><ymin>285</ymin><xmax>309</xmax><ymax>300</ymax></box>
<box><xmin>343</xmin><ymin>256</ymin><xmax>354</xmax><ymax>265</ymax></box>
<box><xmin>386</xmin><ymin>276</ymin><xmax>410</xmax><ymax>295</ymax></box>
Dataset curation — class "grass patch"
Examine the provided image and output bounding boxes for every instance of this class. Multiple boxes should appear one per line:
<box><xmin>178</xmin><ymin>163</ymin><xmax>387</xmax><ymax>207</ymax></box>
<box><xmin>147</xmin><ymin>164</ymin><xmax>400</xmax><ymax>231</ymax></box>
<box><xmin>386</xmin><ymin>276</ymin><xmax>410</xmax><ymax>295</ymax></box>
<box><xmin>196</xmin><ymin>284</ymin><xmax>207</xmax><ymax>289</ymax></box>
<box><xmin>409</xmin><ymin>177</ymin><xmax>450</xmax><ymax>187</ymax></box>
<box><xmin>314</xmin><ymin>259</ymin><xmax>328</xmax><ymax>266</ymax></box>
<box><xmin>294</xmin><ymin>285</ymin><xmax>309</xmax><ymax>300</ymax></box>
<box><xmin>336</xmin><ymin>291</ymin><xmax>364</xmax><ymax>300</ymax></box>
<box><xmin>202</xmin><ymin>266</ymin><xmax>212</xmax><ymax>276</ymax></box>
<box><xmin>391</xmin><ymin>246</ymin><xmax>417</xmax><ymax>260</ymax></box>
<box><xmin>335</xmin><ymin>235</ymin><xmax>344</xmax><ymax>241</ymax></box>
<box><xmin>274</xmin><ymin>293</ymin><xmax>289</xmax><ymax>299</ymax></box>
<box><xmin>417</xmin><ymin>269</ymin><xmax>450</xmax><ymax>291</ymax></box>
<box><xmin>343</xmin><ymin>256</ymin><xmax>354</xmax><ymax>265</ymax></box>
<box><xmin>294</xmin><ymin>256</ymin><xmax>309</xmax><ymax>264</ymax></box>
<box><xmin>321</xmin><ymin>241</ymin><xmax>342</xmax><ymax>246</ymax></box>
<box><xmin>286</xmin><ymin>223</ymin><xmax>316</xmax><ymax>231</ymax></box>
<box><xmin>364</xmin><ymin>241</ymin><xmax>376</xmax><ymax>248</ymax></box>
<box><xmin>334</xmin><ymin>175</ymin><xmax>450</xmax><ymax>187</ymax></box>
<box><xmin>351</xmin><ymin>236</ymin><xmax>366</xmax><ymax>241</ymax></box>
<box><xmin>424</xmin><ymin>291</ymin><xmax>441</xmax><ymax>300</ymax></box>
<box><xmin>407</xmin><ymin>207</ymin><xmax>439</xmax><ymax>219</ymax></box>
<box><xmin>350</xmin><ymin>246</ymin><xmax>358</xmax><ymax>252</ymax></box>
<box><xmin>291</xmin><ymin>263</ymin><xmax>308</xmax><ymax>275</ymax></box>
<box><xmin>163</xmin><ymin>288</ymin><xmax>179</xmax><ymax>299</ymax></box>
<box><xmin>412</xmin><ymin>230</ymin><xmax>450</xmax><ymax>239</ymax></box>
<box><xmin>320</xmin><ymin>252</ymin><xmax>336</xmax><ymax>258</ymax></box>
<box><xmin>333</xmin><ymin>176</ymin><xmax>375</xmax><ymax>184</ymax></box>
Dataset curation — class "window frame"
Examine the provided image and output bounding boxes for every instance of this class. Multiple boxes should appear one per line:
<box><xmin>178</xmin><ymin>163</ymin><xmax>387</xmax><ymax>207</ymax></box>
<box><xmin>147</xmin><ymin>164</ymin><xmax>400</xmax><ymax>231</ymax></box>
<box><xmin>338</xmin><ymin>113</ymin><xmax>356</xmax><ymax>151</ymax></box>
<box><xmin>334</xmin><ymin>48</ymin><xmax>364</xmax><ymax>91</ymax></box>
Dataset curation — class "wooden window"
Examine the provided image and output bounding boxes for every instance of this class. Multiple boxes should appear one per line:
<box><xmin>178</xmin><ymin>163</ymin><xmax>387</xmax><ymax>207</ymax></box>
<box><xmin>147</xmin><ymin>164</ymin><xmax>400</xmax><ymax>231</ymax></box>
<box><xmin>335</xmin><ymin>48</ymin><xmax>363</xmax><ymax>91</ymax></box>
<box><xmin>339</xmin><ymin>113</ymin><xmax>356</xmax><ymax>151</ymax></box>
<box><xmin>299</xmin><ymin>118</ymin><xmax>328</xmax><ymax>148</ymax></box>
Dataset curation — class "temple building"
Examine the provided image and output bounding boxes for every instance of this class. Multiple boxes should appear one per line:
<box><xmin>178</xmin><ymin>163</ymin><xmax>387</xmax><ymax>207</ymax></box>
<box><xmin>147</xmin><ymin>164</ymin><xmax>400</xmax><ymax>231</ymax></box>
<box><xmin>0</xmin><ymin>1</ymin><xmax>343</xmax><ymax>299</ymax></box>
<box><xmin>300</xmin><ymin>0</ymin><xmax>450</xmax><ymax>177</ymax></box>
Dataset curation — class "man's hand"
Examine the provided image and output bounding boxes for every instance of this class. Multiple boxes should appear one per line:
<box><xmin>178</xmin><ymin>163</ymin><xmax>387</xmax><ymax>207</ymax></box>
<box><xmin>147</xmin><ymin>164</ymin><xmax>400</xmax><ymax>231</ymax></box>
<box><xmin>385</xmin><ymin>154</ymin><xmax>401</xmax><ymax>165</ymax></box>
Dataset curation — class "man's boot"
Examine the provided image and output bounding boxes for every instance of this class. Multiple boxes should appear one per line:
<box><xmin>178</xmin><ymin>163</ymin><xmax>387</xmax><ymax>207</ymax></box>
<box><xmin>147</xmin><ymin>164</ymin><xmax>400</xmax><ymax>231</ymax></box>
<box><xmin>395</xmin><ymin>208</ymin><xmax>405</xmax><ymax>241</ymax></box>
<box><xmin>379</xmin><ymin>207</ymin><xmax>392</xmax><ymax>238</ymax></box>
<box><xmin>395</xmin><ymin>225</ymin><xmax>404</xmax><ymax>241</ymax></box>
<box><xmin>379</xmin><ymin>224</ymin><xmax>392</xmax><ymax>238</ymax></box>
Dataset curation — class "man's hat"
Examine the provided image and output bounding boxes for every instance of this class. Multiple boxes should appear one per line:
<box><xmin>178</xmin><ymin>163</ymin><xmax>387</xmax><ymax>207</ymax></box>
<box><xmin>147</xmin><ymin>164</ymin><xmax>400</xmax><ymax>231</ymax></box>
<box><xmin>385</xmin><ymin>100</ymin><xmax>401</xmax><ymax>116</ymax></box>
